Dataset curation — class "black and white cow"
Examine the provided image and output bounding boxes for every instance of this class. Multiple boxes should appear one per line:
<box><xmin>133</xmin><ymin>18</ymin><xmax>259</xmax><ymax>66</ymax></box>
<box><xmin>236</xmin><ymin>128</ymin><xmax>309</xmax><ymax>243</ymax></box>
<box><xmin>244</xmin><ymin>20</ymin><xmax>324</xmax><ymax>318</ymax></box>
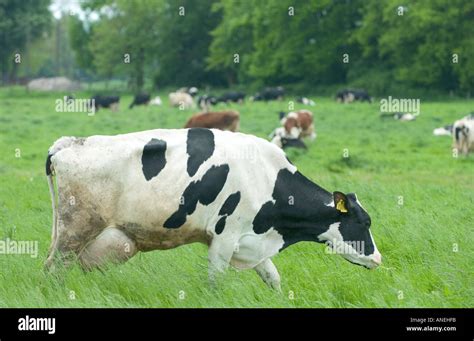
<box><xmin>90</xmin><ymin>95</ymin><xmax>120</xmax><ymax>112</ymax></box>
<box><xmin>197</xmin><ymin>95</ymin><xmax>218</xmax><ymax>111</ymax></box>
<box><xmin>336</xmin><ymin>89</ymin><xmax>372</xmax><ymax>103</ymax></box>
<box><xmin>380</xmin><ymin>112</ymin><xmax>416</xmax><ymax>121</ymax></box>
<box><xmin>296</xmin><ymin>97</ymin><xmax>316</xmax><ymax>106</ymax></box>
<box><xmin>45</xmin><ymin>129</ymin><xmax>382</xmax><ymax>289</ymax></box>
<box><xmin>129</xmin><ymin>93</ymin><xmax>151</xmax><ymax>109</ymax></box>
<box><xmin>216</xmin><ymin>91</ymin><xmax>245</xmax><ymax>104</ymax></box>
<box><xmin>252</xmin><ymin>87</ymin><xmax>285</xmax><ymax>101</ymax></box>
<box><xmin>453</xmin><ymin>114</ymin><xmax>474</xmax><ymax>155</ymax></box>
<box><xmin>177</xmin><ymin>87</ymin><xmax>199</xmax><ymax>97</ymax></box>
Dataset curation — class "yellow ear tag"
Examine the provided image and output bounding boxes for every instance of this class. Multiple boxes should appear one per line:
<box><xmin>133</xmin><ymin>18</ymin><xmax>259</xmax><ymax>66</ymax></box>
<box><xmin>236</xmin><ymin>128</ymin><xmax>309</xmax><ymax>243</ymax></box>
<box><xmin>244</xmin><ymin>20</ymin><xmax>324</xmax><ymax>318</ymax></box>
<box><xmin>336</xmin><ymin>199</ymin><xmax>348</xmax><ymax>213</ymax></box>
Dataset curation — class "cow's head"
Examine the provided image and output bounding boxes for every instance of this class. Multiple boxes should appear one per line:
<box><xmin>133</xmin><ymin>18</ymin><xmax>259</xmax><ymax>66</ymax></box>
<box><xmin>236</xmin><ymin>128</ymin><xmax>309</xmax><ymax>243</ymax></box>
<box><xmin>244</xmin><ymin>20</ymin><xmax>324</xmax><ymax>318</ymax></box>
<box><xmin>319</xmin><ymin>192</ymin><xmax>382</xmax><ymax>269</ymax></box>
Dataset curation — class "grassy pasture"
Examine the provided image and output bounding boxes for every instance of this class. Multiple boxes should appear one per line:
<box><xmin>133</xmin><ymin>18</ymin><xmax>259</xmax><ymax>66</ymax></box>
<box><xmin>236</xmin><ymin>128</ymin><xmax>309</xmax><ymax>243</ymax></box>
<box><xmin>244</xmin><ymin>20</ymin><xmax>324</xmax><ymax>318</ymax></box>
<box><xmin>0</xmin><ymin>88</ymin><xmax>472</xmax><ymax>307</ymax></box>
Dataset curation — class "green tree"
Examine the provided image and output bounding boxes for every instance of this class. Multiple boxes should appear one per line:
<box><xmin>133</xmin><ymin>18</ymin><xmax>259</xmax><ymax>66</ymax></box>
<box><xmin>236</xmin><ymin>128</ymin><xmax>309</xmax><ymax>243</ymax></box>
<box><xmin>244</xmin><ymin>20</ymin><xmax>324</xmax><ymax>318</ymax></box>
<box><xmin>207</xmin><ymin>0</ymin><xmax>363</xmax><ymax>88</ymax></box>
<box><xmin>152</xmin><ymin>0</ymin><xmax>224</xmax><ymax>87</ymax></box>
<box><xmin>352</xmin><ymin>0</ymin><xmax>474</xmax><ymax>95</ymax></box>
<box><xmin>83</xmin><ymin>0</ymin><xmax>162</xmax><ymax>91</ymax></box>
<box><xmin>0</xmin><ymin>0</ymin><xmax>51</xmax><ymax>83</ymax></box>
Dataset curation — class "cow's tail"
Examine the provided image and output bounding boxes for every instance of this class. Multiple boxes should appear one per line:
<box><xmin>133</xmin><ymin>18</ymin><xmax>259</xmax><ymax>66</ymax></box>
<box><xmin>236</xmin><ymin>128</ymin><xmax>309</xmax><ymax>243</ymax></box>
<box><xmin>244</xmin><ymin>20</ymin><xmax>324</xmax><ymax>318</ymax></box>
<box><xmin>45</xmin><ymin>136</ymin><xmax>77</xmax><ymax>246</ymax></box>
<box><xmin>46</xmin><ymin>153</ymin><xmax>58</xmax><ymax>244</ymax></box>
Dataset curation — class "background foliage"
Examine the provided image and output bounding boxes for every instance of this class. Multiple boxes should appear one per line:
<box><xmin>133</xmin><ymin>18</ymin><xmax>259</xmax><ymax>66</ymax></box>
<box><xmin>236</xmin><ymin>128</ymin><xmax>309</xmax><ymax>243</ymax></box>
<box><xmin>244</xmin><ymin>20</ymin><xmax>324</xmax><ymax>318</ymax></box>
<box><xmin>0</xmin><ymin>0</ymin><xmax>473</xmax><ymax>95</ymax></box>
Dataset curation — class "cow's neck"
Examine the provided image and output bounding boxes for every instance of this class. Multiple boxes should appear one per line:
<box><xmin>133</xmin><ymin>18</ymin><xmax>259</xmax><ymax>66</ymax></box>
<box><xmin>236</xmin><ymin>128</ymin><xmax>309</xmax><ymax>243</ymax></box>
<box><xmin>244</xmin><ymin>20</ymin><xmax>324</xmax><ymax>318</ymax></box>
<box><xmin>261</xmin><ymin>169</ymin><xmax>339</xmax><ymax>250</ymax></box>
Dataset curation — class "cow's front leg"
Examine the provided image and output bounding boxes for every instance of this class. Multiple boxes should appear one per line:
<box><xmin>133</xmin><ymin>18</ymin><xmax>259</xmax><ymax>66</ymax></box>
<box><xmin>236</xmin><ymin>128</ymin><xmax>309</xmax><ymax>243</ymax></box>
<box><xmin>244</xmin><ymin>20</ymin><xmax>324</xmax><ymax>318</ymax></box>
<box><xmin>254</xmin><ymin>258</ymin><xmax>281</xmax><ymax>292</ymax></box>
<box><xmin>207</xmin><ymin>236</ymin><xmax>238</xmax><ymax>287</ymax></box>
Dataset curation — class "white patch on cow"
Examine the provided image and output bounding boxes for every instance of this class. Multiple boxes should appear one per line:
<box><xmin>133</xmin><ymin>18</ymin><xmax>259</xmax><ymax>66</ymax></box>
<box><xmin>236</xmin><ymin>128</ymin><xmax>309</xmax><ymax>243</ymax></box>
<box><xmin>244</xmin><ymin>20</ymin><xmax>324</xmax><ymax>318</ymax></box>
<box><xmin>231</xmin><ymin>228</ymin><xmax>285</xmax><ymax>269</ymax></box>
<box><xmin>325</xmin><ymin>200</ymin><xmax>335</xmax><ymax>207</ymax></box>
<box><xmin>149</xmin><ymin>96</ymin><xmax>162</xmax><ymax>106</ymax></box>
<box><xmin>317</xmin><ymin>222</ymin><xmax>381</xmax><ymax>269</ymax></box>
<box><xmin>289</xmin><ymin>126</ymin><xmax>301</xmax><ymax>138</ymax></box>
<box><xmin>433</xmin><ymin>127</ymin><xmax>451</xmax><ymax>136</ymax></box>
<box><xmin>287</xmin><ymin>111</ymin><xmax>298</xmax><ymax>119</ymax></box>
<box><xmin>317</xmin><ymin>222</ymin><xmax>341</xmax><ymax>243</ymax></box>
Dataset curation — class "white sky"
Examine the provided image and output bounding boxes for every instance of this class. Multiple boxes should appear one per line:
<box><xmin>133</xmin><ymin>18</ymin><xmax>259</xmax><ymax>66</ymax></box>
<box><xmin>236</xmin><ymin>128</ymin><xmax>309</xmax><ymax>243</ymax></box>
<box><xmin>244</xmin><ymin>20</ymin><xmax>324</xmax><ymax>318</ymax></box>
<box><xmin>49</xmin><ymin>0</ymin><xmax>99</xmax><ymax>21</ymax></box>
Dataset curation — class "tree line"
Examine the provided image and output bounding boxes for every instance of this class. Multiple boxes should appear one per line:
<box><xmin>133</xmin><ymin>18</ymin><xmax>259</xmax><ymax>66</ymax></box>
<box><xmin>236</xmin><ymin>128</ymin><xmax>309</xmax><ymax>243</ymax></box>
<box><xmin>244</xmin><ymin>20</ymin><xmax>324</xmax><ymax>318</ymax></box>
<box><xmin>1</xmin><ymin>0</ymin><xmax>473</xmax><ymax>96</ymax></box>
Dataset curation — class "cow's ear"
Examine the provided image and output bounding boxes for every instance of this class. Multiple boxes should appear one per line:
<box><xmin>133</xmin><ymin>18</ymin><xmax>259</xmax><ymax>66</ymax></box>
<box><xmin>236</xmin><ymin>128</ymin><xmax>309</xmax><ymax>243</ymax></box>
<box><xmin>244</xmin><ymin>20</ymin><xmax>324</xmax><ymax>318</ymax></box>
<box><xmin>333</xmin><ymin>191</ymin><xmax>349</xmax><ymax>213</ymax></box>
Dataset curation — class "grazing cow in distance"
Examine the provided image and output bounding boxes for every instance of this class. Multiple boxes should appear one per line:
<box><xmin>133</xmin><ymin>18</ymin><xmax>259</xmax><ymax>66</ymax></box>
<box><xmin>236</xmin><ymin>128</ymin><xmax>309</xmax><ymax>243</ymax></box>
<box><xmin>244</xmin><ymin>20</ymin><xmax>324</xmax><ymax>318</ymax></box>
<box><xmin>45</xmin><ymin>128</ymin><xmax>382</xmax><ymax>290</ymax></box>
<box><xmin>433</xmin><ymin>125</ymin><xmax>453</xmax><ymax>136</ymax></box>
<box><xmin>453</xmin><ymin>114</ymin><xmax>474</xmax><ymax>155</ymax></box>
<box><xmin>129</xmin><ymin>93</ymin><xmax>151</xmax><ymax>109</ymax></box>
<box><xmin>270</xmin><ymin>110</ymin><xmax>315</xmax><ymax>149</ymax></box>
<box><xmin>270</xmin><ymin>131</ymin><xmax>307</xmax><ymax>150</ymax></box>
<box><xmin>252</xmin><ymin>87</ymin><xmax>285</xmax><ymax>101</ymax></box>
<box><xmin>216</xmin><ymin>91</ymin><xmax>245</xmax><ymax>104</ymax></box>
<box><xmin>90</xmin><ymin>95</ymin><xmax>120</xmax><ymax>112</ymax></box>
<box><xmin>169</xmin><ymin>92</ymin><xmax>194</xmax><ymax>109</ymax></box>
<box><xmin>149</xmin><ymin>96</ymin><xmax>162</xmax><ymax>106</ymax></box>
<box><xmin>296</xmin><ymin>97</ymin><xmax>315</xmax><ymax>106</ymax></box>
<box><xmin>434</xmin><ymin>113</ymin><xmax>473</xmax><ymax>137</ymax></box>
<box><xmin>336</xmin><ymin>89</ymin><xmax>372</xmax><ymax>103</ymax></box>
<box><xmin>185</xmin><ymin>111</ymin><xmax>240</xmax><ymax>132</ymax></box>
<box><xmin>197</xmin><ymin>95</ymin><xmax>218</xmax><ymax>111</ymax></box>
<box><xmin>65</xmin><ymin>95</ymin><xmax>75</xmax><ymax>104</ymax></box>
<box><xmin>274</xmin><ymin>110</ymin><xmax>316</xmax><ymax>140</ymax></box>
<box><xmin>380</xmin><ymin>112</ymin><xmax>416</xmax><ymax>121</ymax></box>
<box><xmin>177</xmin><ymin>87</ymin><xmax>199</xmax><ymax>97</ymax></box>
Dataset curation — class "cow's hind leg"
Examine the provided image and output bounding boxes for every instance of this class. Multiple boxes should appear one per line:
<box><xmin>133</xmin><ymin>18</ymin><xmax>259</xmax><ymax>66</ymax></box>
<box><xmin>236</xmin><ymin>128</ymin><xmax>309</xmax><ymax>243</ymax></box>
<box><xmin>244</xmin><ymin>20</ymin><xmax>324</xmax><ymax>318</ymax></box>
<box><xmin>79</xmin><ymin>227</ymin><xmax>137</xmax><ymax>270</ymax></box>
<box><xmin>254</xmin><ymin>259</ymin><xmax>281</xmax><ymax>292</ymax></box>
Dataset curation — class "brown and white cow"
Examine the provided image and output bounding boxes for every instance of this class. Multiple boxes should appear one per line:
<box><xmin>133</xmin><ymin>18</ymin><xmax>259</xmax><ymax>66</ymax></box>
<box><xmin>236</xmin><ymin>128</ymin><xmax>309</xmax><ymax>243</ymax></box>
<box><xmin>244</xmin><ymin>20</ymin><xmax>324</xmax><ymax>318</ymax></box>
<box><xmin>270</xmin><ymin>110</ymin><xmax>316</xmax><ymax>147</ymax></box>
<box><xmin>184</xmin><ymin>111</ymin><xmax>240</xmax><ymax>132</ymax></box>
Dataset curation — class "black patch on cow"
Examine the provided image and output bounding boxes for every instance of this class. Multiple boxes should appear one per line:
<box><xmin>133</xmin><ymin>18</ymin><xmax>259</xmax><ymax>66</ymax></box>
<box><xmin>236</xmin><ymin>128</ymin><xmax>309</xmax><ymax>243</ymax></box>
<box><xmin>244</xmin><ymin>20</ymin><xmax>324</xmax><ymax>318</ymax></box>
<box><xmin>215</xmin><ymin>216</ymin><xmax>227</xmax><ymax>235</ymax></box>
<box><xmin>164</xmin><ymin>164</ymin><xmax>229</xmax><ymax>229</ymax></box>
<box><xmin>214</xmin><ymin>191</ymin><xmax>241</xmax><ymax>235</ymax></box>
<box><xmin>45</xmin><ymin>153</ymin><xmax>53</xmax><ymax>176</ymax></box>
<box><xmin>252</xmin><ymin>169</ymin><xmax>332</xmax><ymax>245</ymax></box>
<box><xmin>281</xmin><ymin>137</ymin><xmax>307</xmax><ymax>149</ymax></box>
<box><xmin>219</xmin><ymin>192</ymin><xmax>241</xmax><ymax>216</ymax></box>
<box><xmin>186</xmin><ymin>128</ymin><xmax>215</xmax><ymax>177</ymax></box>
<box><xmin>454</xmin><ymin>126</ymin><xmax>462</xmax><ymax>141</ymax></box>
<box><xmin>142</xmin><ymin>138</ymin><xmax>167</xmax><ymax>181</ymax></box>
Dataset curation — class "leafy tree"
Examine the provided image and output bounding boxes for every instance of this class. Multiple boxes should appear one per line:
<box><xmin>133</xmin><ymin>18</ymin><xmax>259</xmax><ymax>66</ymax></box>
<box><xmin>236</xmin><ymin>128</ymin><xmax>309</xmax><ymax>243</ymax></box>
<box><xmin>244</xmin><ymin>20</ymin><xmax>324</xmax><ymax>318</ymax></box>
<box><xmin>152</xmin><ymin>0</ymin><xmax>224</xmax><ymax>87</ymax></box>
<box><xmin>0</xmin><ymin>0</ymin><xmax>51</xmax><ymax>83</ymax></box>
<box><xmin>352</xmin><ymin>0</ymin><xmax>474</xmax><ymax>94</ymax></box>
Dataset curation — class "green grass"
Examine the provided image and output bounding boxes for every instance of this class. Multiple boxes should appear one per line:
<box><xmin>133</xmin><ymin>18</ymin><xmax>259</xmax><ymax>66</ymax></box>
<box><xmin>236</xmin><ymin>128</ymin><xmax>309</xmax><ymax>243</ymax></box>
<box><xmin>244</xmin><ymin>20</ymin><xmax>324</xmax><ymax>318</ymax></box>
<box><xmin>0</xmin><ymin>88</ymin><xmax>472</xmax><ymax>307</ymax></box>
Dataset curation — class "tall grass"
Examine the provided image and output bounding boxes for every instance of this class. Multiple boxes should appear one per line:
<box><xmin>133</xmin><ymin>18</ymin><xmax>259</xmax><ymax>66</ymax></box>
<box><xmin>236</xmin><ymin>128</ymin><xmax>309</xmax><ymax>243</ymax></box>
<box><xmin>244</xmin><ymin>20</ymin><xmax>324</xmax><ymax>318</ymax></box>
<box><xmin>0</xmin><ymin>89</ymin><xmax>472</xmax><ymax>307</ymax></box>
